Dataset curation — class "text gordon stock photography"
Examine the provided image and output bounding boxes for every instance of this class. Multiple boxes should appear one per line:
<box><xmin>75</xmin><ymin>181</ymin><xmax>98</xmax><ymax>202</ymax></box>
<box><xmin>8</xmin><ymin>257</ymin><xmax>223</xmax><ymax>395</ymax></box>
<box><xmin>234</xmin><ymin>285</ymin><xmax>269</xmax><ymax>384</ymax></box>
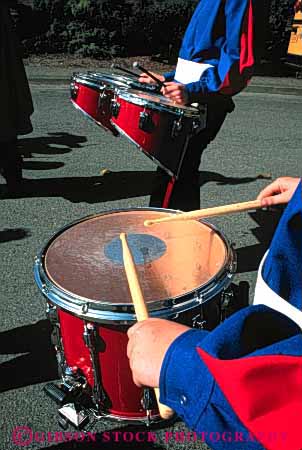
<box><xmin>1</xmin><ymin>1</ymin><xmax>302</xmax><ymax>450</ymax></box>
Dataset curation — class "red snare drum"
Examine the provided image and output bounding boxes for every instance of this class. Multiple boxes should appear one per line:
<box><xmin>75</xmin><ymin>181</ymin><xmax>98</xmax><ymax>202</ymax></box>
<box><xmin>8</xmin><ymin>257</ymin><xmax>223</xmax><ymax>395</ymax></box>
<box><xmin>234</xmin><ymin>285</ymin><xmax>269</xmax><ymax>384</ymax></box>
<box><xmin>110</xmin><ymin>90</ymin><xmax>205</xmax><ymax>178</ymax></box>
<box><xmin>70</xmin><ymin>72</ymin><xmax>161</xmax><ymax>135</ymax></box>
<box><xmin>34</xmin><ymin>208</ymin><xmax>235</xmax><ymax>426</ymax></box>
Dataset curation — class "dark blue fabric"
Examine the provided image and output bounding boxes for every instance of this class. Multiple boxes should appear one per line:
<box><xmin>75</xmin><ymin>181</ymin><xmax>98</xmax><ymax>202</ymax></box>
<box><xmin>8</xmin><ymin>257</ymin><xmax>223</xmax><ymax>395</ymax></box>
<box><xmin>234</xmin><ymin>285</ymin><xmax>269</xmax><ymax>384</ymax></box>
<box><xmin>163</xmin><ymin>0</ymin><xmax>250</xmax><ymax>95</ymax></box>
<box><xmin>159</xmin><ymin>305</ymin><xmax>302</xmax><ymax>449</ymax></box>
<box><xmin>262</xmin><ymin>181</ymin><xmax>302</xmax><ymax>308</ymax></box>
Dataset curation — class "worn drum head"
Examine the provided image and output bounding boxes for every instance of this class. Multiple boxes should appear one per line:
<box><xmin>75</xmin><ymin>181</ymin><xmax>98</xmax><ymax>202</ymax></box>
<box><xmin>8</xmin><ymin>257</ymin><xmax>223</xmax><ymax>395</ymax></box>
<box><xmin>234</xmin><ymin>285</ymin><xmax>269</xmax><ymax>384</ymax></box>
<box><xmin>72</xmin><ymin>71</ymin><xmax>131</xmax><ymax>90</ymax></box>
<box><xmin>117</xmin><ymin>89</ymin><xmax>200</xmax><ymax>117</ymax></box>
<box><xmin>72</xmin><ymin>72</ymin><xmax>160</xmax><ymax>94</ymax></box>
<box><xmin>37</xmin><ymin>209</ymin><xmax>234</xmax><ymax>321</ymax></box>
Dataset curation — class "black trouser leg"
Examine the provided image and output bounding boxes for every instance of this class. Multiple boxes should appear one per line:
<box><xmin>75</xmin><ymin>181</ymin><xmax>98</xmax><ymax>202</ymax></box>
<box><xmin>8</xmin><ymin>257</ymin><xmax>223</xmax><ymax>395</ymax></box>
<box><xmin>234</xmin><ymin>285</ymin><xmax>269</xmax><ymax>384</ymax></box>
<box><xmin>149</xmin><ymin>96</ymin><xmax>235</xmax><ymax>211</ymax></box>
<box><xmin>0</xmin><ymin>138</ymin><xmax>22</xmax><ymax>189</ymax></box>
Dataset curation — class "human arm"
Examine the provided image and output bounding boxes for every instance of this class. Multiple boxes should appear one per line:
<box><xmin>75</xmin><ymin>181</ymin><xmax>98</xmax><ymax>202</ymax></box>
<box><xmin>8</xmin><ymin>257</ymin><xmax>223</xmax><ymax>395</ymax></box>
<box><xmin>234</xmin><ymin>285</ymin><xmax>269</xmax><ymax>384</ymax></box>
<box><xmin>183</xmin><ymin>0</ymin><xmax>254</xmax><ymax>98</ymax></box>
<box><xmin>127</xmin><ymin>307</ymin><xmax>302</xmax><ymax>450</ymax></box>
<box><xmin>257</xmin><ymin>177</ymin><xmax>301</xmax><ymax>206</ymax></box>
<box><xmin>127</xmin><ymin>319</ymin><xmax>191</xmax><ymax>387</ymax></box>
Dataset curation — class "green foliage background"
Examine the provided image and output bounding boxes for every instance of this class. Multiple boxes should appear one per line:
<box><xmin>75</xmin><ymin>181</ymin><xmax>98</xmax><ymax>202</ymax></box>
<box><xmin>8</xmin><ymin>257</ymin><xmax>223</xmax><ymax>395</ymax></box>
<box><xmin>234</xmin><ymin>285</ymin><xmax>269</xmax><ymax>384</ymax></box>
<box><xmin>21</xmin><ymin>0</ymin><xmax>296</xmax><ymax>63</ymax></box>
<box><xmin>23</xmin><ymin>0</ymin><xmax>197</xmax><ymax>60</ymax></box>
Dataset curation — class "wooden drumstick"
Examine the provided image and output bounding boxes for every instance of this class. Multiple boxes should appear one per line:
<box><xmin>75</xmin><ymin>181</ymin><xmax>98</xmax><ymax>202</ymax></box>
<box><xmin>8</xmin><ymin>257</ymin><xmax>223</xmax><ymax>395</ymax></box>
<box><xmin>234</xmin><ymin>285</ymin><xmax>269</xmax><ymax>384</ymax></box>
<box><xmin>144</xmin><ymin>199</ymin><xmax>263</xmax><ymax>226</ymax></box>
<box><xmin>120</xmin><ymin>233</ymin><xmax>174</xmax><ymax>420</ymax></box>
<box><xmin>133</xmin><ymin>61</ymin><xmax>166</xmax><ymax>88</ymax></box>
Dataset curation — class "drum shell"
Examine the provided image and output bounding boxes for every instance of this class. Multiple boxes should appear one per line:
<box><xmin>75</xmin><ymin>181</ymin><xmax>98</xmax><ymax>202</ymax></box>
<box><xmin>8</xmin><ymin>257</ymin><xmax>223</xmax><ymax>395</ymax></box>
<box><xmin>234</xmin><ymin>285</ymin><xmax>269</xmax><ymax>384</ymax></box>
<box><xmin>111</xmin><ymin>96</ymin><xmax>195</xmax><ymax>178</ymax></box>
<box><xmin>70</xmin><ymin>80</ymin><xmax>117</xmax><ymax>134</ymax></box>
<box><xmin>57</xmin><ymin>307</ymin><xmax>152</xmax><ymax>419</ymax></box>
<box><xmin>52</xmin><ymin>299</ymin><xmax>220</xmax><ymax>420</ymax></box>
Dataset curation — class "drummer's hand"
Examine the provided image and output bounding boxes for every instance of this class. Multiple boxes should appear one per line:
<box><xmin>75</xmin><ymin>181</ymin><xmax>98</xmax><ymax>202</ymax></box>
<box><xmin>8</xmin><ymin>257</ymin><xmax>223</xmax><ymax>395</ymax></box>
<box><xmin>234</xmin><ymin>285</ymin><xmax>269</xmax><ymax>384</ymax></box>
<box><xmin>127</xmin><ymin>319</ymin><xmax>190</xmax><ymax>388</ymax></box>
<box><xmin>161</xmin><ymin>82</ymin><xmax>189</xmax><ymax>105</ymax></box>
<box><xmin>138</xmin><ymin>72</ymin><xmax>165</xmax><ymax>84</ymax></box>
<box><xmin>257</xmin><ymin>176</ymin><xmax>301</xmax><ymax>206</ymax></box>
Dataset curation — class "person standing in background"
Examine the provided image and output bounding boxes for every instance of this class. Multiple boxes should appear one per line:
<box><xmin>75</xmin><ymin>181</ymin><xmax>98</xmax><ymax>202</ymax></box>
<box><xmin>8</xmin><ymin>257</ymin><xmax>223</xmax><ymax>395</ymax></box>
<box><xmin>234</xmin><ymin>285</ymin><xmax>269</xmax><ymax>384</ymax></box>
<box><xmin>139</xmin><ymin>0</ymin><xmax>254</xmax><ymax>211</ymax></box>
<box><xmin>0</xmin><ymin>0</ymin><xmax>33</xmax><ymax>191</ymax></box>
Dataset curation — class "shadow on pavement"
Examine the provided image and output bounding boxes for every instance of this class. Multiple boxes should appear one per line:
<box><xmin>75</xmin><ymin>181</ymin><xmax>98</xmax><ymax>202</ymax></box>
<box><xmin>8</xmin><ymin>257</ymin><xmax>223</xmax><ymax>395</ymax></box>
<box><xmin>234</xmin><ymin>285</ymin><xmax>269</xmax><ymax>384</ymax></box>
<box><xmin>18</xmin><ymin>132</ymin><xmax>87</xmax><ymax>159</ymax></box>
<box><xmin>0</xmin><ymin>320</ymin><xmax>58</xmax><ymax>393</ymax></box>
<box><xmin>199</xmin><ymin>171</ymin><xmax>267</xmax><ymax>186</ymax></box>
<box><xmin>0</xmin><ymin>170</ymin><xmax>262</xmax><ymax>204</ymax></box>
<box><xmin>236</xmin><ymin>207</ymin><xmax>284</xmax><ymax>274</ymax></box>
<box><xmin>23</xmin><ymin>161</ymin><xmax>65</xmax><ymax>170</ymax></box>
<box><xmin>0</xmin><ymin>228</ymin><xmax>31</xmax><ymax>243</ymax></box>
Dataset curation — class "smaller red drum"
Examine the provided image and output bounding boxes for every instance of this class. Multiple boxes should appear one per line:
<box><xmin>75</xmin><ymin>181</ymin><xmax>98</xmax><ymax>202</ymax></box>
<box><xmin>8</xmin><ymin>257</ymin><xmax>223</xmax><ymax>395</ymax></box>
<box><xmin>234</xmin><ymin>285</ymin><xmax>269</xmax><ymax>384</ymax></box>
<box><xmin>110</xmin><ymin>89</ymin><xmax>206</xmax><ymax>178</ymax></box>
<box><xmin>70</xmin><ymin>72</ymin><xmax>161</xmax><ymax>135</ymax></box>
<box><xmin>34</xmin><ymin>208</ymin><xmax>235</xmax><ymax>427</ymax></box>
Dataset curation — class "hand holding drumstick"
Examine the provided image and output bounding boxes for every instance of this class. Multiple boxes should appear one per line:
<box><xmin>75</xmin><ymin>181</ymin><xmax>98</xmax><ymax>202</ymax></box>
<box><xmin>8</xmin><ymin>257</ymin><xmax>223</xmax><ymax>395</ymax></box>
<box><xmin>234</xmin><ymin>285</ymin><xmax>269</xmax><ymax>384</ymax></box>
<box><xmin>144</xmin><ymin>199</ymin><xmax>263</xmax><ymax>226</ymax></box>
<box><xmin>144</xmin><ymin>178</ymin><xmax>301</xmax><ymax>226</ymax></box>
<box><xmin>120</xmin><ymin>233</ymin><xmax>181</xmax><ymax>420</ymax></box>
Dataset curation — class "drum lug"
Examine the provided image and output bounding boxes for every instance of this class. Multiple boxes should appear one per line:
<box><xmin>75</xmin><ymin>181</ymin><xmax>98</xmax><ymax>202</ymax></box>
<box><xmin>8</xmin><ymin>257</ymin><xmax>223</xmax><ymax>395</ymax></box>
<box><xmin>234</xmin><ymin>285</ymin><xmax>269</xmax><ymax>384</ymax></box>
<box><xmin>83</xmin><ymin>323</ymin><xmax>108</xmax><ymax>411</ymax></box>
<box><xmin>229</xmin><ymin>244</ymin><xmax>237</xmax><ymax>274</ymax></box>
<box><xmin>46</xmin><ymin>303</ymin><xmax>67</xmax><ymax>377</ymax></box>
<box><xmin>141</xmin><ymin>388</ymin><xmax>156</xmax><ymax>425</ymax></box>
<box><xmin>171</xmin><ymin>112</ymin><xmax>184</xmax><ymax>138</ymax></box>
<box><xmin>192</xmin><ymin>313</ymin><xmax>206</xmax><ymax>329</ymax></box>
<box><xmin>192</xmin><ymin>118</ymin><xmax>200</xmax><ymax>134</ymax></box>
<box><xmin>46</xmin><ymin>303</ymin><xmax>58</xmax><ymax>324</ymax></box>
<box><xmin>196</xmin><ymin>291</ymin><xmax>204</xmax><ymax>304</ymax></box>
<box><xmin>220</xmin><ymin>289</ymin><xmax>234</xmax><ymax>321</ymax></box>
<box><xmin>111</xmin><ymin>100</ymin><xmax>120</xmax><ymax>118</ymax></box>
<box><xmin>192</xmin><ymin>104</ymin><xmax>207</xmax><ymax>134</ymax></box>
<box><xmin>42</xmin><ymin>283</ymin><xmax>49</xmax><ymax>295</ymax></box>
<box><xmin>82</xmin><ymin>302</ymin><xmax>90</xmax><ymax>314</ymax></box>
<box><xmin>98</xmin><ymin>88</ymin><xmax>109</xmax><ymax>110</ymax></box>
<box><xmin>70</xmin><ymin>81</ymin><xmax>79</xmax><ymax>100</ymax></box>
<box><xmin>139</xmin><ymin>111</ymin><xmax>155</xmax><ymax>133</ymax></box>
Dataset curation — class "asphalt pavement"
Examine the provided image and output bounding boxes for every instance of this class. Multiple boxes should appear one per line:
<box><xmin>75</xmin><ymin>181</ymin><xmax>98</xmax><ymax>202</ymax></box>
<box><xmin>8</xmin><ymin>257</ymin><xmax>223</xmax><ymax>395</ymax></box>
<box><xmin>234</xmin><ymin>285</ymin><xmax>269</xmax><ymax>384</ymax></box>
<box><xmin>24</xmin><ymin>63</ymin><xmax>302</xmax><ymax>96</ymax></box>
<box><xmin>1</xmin><ymin>65</ymin><xmax>302</xmax><ymax>450</ymax></box>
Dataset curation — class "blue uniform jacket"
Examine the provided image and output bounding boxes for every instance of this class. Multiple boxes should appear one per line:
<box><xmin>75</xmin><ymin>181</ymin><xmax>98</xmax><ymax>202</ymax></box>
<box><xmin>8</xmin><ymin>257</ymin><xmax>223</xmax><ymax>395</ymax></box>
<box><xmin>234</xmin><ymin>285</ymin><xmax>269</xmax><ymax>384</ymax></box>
<box><xmin>164</xmin><ymin>0</ymin><xmax>254</xmax><ymax>96</ymax></box>
<box><xmin>159</xmin><ymin>182</ymin><xmax>302</xmax><ymax>450</ymax></box>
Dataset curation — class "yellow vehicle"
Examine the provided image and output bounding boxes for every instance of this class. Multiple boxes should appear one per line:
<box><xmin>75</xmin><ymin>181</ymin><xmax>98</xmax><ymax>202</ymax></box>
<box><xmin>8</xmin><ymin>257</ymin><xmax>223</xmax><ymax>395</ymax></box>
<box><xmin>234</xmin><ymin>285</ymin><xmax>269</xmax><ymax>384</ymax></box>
<box><xmin>287</xmin><ymin>10</ymin><xmax>302</xmax><ymax>67</ymax></box>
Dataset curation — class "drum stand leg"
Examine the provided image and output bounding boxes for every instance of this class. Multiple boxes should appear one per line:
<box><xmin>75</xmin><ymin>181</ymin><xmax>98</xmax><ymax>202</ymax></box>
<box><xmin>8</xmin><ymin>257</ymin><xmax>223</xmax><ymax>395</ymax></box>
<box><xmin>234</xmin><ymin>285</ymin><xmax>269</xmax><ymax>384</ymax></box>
<box><xmin>162</xmin><ymin>176</ymin><xmax>176</xmax><ymax>208</ymax></box>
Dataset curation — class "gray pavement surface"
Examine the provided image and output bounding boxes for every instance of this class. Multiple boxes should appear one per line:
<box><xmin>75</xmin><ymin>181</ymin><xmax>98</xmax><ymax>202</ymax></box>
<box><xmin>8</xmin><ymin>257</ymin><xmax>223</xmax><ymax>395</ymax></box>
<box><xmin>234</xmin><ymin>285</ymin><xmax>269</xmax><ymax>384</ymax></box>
<box><xmin>24</xmin><ymin>63</ymin><xmax>302</xmax><ymax>96</ymax></box>
<box><xmin>1</xmin><ymin>70</ymin><xmax>302</xmax><ymax>450</ymax></box>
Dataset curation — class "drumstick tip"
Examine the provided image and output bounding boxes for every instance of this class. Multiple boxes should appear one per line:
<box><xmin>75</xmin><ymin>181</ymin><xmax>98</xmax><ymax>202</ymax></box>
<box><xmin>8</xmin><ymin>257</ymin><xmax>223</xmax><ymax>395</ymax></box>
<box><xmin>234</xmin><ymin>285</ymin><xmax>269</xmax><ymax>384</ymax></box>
<box><xmin>144</xmin><ymin>220</ymin><xmax>153</xmax><ymax>227</ymax></box>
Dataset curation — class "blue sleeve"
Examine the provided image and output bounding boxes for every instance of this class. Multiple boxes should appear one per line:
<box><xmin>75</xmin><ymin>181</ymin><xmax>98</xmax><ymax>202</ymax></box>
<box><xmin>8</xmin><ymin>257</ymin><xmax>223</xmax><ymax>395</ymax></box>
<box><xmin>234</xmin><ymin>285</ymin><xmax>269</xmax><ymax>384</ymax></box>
<box><xmin>159</xmin><ymin>328</ymin><xmax>213</xmax><ymax>428</ymax></box>
<box><xmin>184</xmin><ymin>0</ymin><xmax>254</xmax><ymax>97</ymax></box>
<box><xmin>262</xmin><ymin>181</ymin><xmax>302</xmax><ymax>308</ymax></box>
<box><xmin>163</xmin><ymin>70</ymin><xmax>176</xmax><ymax>82</ymax></box>
<box><xmin>159</xmin><ymin>305</ymin><xmax>301</xmax><ymax>449</ymax></box>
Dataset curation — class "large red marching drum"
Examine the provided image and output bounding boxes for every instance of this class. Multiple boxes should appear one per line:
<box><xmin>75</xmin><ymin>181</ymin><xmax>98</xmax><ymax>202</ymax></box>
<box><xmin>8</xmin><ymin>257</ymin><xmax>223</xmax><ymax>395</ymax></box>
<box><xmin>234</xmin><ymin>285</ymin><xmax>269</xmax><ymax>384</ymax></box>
<box><xmin>35</xmin><ymin>208</ymin><xmax>236</xmax><ymax>427</ymax></box>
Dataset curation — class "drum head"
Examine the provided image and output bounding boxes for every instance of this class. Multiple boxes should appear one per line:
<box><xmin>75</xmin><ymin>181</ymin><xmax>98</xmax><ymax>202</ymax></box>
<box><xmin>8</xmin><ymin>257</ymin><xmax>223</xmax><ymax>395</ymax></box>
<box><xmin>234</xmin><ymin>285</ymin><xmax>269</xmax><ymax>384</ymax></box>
<box><xmin>43</xmin><ymin>210</ymin><xmax>230</xmax><ymax>310</ymax></box>
<box><xmin>117</xmin><ymin>89</ymin><xmax>200</xmax><ymax>117</ymax></box>
<box><xmin>74</xmin><ymin>72</ymin><xmax>161</xmax><ymax>94</ymax></box>
<box><xmin>73</xmin><ymin>71</ymin><xmax>131</xmax><ymax>90</ymax></box>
